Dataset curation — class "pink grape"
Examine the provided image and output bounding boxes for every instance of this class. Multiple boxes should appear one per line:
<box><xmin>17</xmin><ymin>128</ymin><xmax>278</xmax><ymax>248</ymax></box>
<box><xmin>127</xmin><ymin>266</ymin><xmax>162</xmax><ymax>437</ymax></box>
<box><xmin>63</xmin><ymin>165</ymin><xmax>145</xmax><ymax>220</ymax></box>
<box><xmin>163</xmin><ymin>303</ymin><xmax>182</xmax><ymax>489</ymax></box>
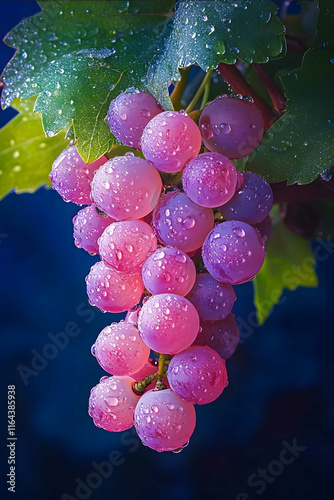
<box><xmin>130</xmin><ymin>360</ymin><xmax>157</xmax><ymax>382</ymax></box>
<box><xmin>73</xmin><ymin>205</ymin><xmax>115</xmax><ymax>255</ymax></box>
<box><xmin>152</xmin><ymin>190</ymin><xmax>214</xmax><ymax>253</ymax></box>
<box><xmin>88</xmin><ymin>376</ymin><xmax>140</xmax><ymax>432</ymax></box>
<box><xmin>186</xmin><ymin>273</ymin><xmax>236</xmax><ymax>321</ymax></box>
<box><xmin>167</xmin><ymin>345</ymin><xmax>228</xmax><ymax>405</ymax></box>
<box><xmin>92</xmin><ymin>321</ymin><xmax>150</xmax><ymax>376</ymax></box>
<box><xmin>141</xmin><ymin>246</ymin><xmax>196</xmax><ymax>296</ymax></box>
<box><xmin>91</xmin><ymin>155</ymin><xmax>162</xmax><ymax>220</ymax></box>
<box><xmin>182</xmin><ymin>152</ymin><xmax>238</xmax><ymax>208</ymax></box>
<box><xmin>254</xmin><ymin>215</ymin><xmax>272</xmax><ymax>244</ymax></box>
<box><xmin>219</xmin><ymin>172</ymin><xmax>273</xmax><ymax>224</ymax></box>
<box><xmin>86</xmin><ymin>261</ymin><xmax>144</xmax><ymax>313</ymax></box>
<box><xmin>106</xmin><ymin>91</ymin><xmax>162</xmax><ymax>150</ymax></box>
<box><xmin>195</xmin><ymin>313</ymin><xmax>240</xmax><ymax>360</ymax></box>
<box><xmin>50</xmin><ymin>146</ymin><xmax>107</xmax><ymax>204</ymax></box>
<box><xmin>141</xmin><ymin>111</ymin><xmax>202</xmax><ymax>172</ymax></box>
<box><xmin>134</xmin><ymin>388</ymin><xmax>196</xmax><ymax>452</ymax></box>
<box><xmin>99</xmin><ymin>220</ymin><xmax>157</xmax><ymax>274</ymax></box>
<box><xmin>202</xmin><ymin>221</ymin><xmax>265</xmax><ymax>285</ymax></box>
<box><xmin>199</xmin><ymin>96</ymin><xmax>264</xmax><ymax>158</ymax></box>
<box><xmin>138</xmin><ymin>293</ymin><xmax>199</xmax><ymax>354</ymax></box>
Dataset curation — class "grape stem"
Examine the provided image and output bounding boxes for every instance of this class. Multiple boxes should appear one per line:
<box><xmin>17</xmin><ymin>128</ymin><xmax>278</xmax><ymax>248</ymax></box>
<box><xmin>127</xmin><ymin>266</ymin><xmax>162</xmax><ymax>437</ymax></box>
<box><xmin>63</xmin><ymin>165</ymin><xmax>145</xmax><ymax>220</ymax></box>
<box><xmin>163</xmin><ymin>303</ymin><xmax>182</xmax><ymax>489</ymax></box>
<box><xmin>217</xmin><ymin>62</ymin><xmax>279</xmax><ymax>129</ymax></box>
<box><xmin>132</xmin><ymin>353</ymin><xmax>170</xmax><ymax>395</ymax></box>
<box><xmin>253</xmin><ymin>64</ymin><xmax>287</xmax><ymax>113</ymax></box>
<box><xmin>158</xmin><ymin>353</ymin><xmax>167</xmax><ymax>376</ymax></box>
<box><xmin>170</xmin><ymin>66</ymin><xmax>191</xmax><ymax>110</ymax></box>
<box><xmin>185</xmin><ymin>70</ymin><xmax>214</xmax><ymax>114</ymax></box>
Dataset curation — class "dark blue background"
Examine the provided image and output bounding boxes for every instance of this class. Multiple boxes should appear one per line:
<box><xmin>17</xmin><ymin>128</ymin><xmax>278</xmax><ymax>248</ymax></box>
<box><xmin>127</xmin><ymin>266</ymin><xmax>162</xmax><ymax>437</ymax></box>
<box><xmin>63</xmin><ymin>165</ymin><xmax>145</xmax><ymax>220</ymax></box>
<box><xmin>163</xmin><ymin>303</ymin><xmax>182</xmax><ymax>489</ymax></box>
<box><xmin>0</xmin><ymin>2</ymin><xmax>333</xmax><ymax>500</ymax></box>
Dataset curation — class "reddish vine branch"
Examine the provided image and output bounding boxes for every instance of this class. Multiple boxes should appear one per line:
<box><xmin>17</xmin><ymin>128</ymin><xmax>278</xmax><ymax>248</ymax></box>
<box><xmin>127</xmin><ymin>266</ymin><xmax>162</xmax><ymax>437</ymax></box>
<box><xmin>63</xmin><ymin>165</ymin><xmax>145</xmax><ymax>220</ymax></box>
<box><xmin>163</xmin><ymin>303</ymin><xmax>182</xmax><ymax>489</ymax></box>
<box><xmin>217</xmin><ymin>62</ymin><xmax>280</xmax><ymax>129</ymax></box>
<box><xmin>271</xmin><ymin>178</ymin><xmax>334</xmax><ymax>204</ymax></box>
<box><xmin>253</xmin><ymin>63</ymin><xmax>287</xmax><ymax>113</ymax></box>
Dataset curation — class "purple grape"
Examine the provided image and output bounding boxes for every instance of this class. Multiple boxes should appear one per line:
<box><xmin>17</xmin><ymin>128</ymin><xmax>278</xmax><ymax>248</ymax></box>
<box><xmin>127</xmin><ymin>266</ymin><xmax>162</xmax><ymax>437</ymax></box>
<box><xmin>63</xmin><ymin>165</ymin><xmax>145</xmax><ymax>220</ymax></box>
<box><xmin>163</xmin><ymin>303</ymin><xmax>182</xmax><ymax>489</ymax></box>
<box><xmin>91</xmin><ymin>155</ymin><xmax>162</xmax><ymax>220</ymax></box>
<box><xmin>219</xmin><ymin>172</ymin><xmax>273</xmax><ymax>224</ymax></box>
<box><xmin>99</xmin><ymin>220</ymin><xmax>157</xmax><ymax>275</ymax></box>
<box><xmin>50</xmin><ymin>146</ymin><xmax>107</xmax><ymax>205</ymax></box>
<box><xmin>141</xmin><ymin>246</ymin><xmax>196</xmax><ymax>297</ymax></box>
<box><xmin>186</xmin><ymin>273</ymin><xmax>236</xmax><ymax>321</ymax></box>
<box><xmin>86</xmin><ymin>261</ymin><xmax>144</xmax><ymax>313</ymax></box>
<box><xmin>194</xmin><ymin>313</ymin><xmax>240</xmax><ymax>360</ymax></box>
<box><xmin>182</xmin><ymin>152</ymin><xmax>238</xmax><ymax>208</ymax></box>
<box><xmin>254</xmin><ymin>215</ymin><xmax>272</xmax><ymax>244</ymax></box>
<box><xmin>92</xmin><ymin>321</ymin><xmax>150</xmax><ymax>376</ymax></box>
<box><xmin>202</xmin><ymin>221</ymin><xmax>265</xmax><ymax>285</ymax></box>
<box><xmin>199</xmin><ymin>96</ymin><xmax>264</xmax><ymax>159</ymax></box>
<box><xmin>134</xmin><ymin>388</ymin><xmax>196</xmax><ymax>452</ymax></box>
<box><xmin>73</xmin><ymin>205</ymin><xmax>115</xmax><ymax>255</ymax></box>
<box><xmin>106</xmin><ymin>91</ymin><xmax>162</xmax><ymax>150</ymax></box>
<box><xmin>141</xmin><ymin>111</ymin><xmax>202</xmax><ymax>172</ymax></box>
<box><xmin>152</xmin><ymin>190</ymin><xmax>214</xmax><ymax>253</ymax></box>
<box><xmin>137</xmin><ymin>293</ymin><xmax>200</xmax><ymax>355</ymax></box>
<box><xmin>88</xmin><ymin>376</ymin><xmax>140</xmax><ymax>432</ymax></box>
<box><xmin>167</xmin><ymin>345</ymin><xmax>228</xmax><ymax>405</ymax></box>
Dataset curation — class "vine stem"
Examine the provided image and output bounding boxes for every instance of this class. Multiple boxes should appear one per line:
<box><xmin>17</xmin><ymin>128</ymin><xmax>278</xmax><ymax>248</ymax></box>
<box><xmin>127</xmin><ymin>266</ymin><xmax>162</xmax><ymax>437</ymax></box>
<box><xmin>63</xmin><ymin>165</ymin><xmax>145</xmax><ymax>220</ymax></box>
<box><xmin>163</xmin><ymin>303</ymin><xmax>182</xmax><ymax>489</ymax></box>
<box><xmin>157</xmin><ymin>353</ymin><xmax>167</xmax><ymax>377</ymax></box>
<box><xmin>253</xmin><ymin>63</ymin><xmax>287</xmax><ymax>113</ymax></box>
<box><xmin>272</xmin><ymin>179</ymin><xmax>334</xmax><ymax>204</ymax></box>
<box><xmin>185</xmin><ymin>69</ymin><xmax>213</xmax><ymax>114</ymax></box>
<box><xmin>217</xmin><ymin>62</ymin><xmax>279</xmax><ymax>129</ymax></box>
<box><xmin>170</xmin><ymin>66</ymin><xmax>191</xmax><ymax>111</ymax></box>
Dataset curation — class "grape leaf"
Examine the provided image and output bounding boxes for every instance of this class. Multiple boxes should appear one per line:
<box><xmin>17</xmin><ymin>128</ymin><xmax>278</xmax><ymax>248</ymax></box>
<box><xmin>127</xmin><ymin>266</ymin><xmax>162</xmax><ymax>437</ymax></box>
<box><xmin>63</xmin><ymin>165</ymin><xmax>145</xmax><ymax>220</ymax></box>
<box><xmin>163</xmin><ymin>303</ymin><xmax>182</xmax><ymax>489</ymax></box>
<box><xmin>0</xmin><ymin>97</ymin><xmax>67</xmax><ymax>200</ymax></box>
<box><xmin>253</xmin><ymin>220</ymin><xmax>318</xmax><ymax>325</ymax></box>
<box><xmin>1</xmin><ymin>0</ymin><xmax>175</xmax><ymax>162</ymax></box>
<box><xmin>248</xmin><ymin>0</ymin><xmax>334</xmax><ymax>185</ymax></box>
<box><xmin>147</xmin><ymin>0</ymin><xmax>286</xmax><ymax>101</ymax></box>
<box><xmin>2</xmin><ymin>0</ymin><xmax>285</xmax><ymax>163</ymax></box>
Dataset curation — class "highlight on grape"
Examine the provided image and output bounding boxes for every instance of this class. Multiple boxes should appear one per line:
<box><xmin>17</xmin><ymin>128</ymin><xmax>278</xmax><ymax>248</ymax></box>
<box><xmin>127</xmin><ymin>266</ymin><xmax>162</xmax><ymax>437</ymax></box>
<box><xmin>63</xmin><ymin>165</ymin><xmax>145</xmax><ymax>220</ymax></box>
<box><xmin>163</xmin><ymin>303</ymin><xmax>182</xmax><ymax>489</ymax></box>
<box><xmin>49</xmin><ymin>89</ymin><xmax>273</xmax><ymax>452</ymax></box>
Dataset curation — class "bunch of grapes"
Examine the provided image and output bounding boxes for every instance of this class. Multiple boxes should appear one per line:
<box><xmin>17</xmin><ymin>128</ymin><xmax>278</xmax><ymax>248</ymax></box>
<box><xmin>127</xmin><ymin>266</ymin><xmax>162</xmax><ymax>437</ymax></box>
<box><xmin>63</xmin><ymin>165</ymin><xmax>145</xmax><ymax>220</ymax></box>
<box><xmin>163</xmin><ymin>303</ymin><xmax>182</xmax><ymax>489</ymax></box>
<box><xmin>50</xmin><ymin>89</ymin><xmax>273</xmax><ymax>452</ymax></box>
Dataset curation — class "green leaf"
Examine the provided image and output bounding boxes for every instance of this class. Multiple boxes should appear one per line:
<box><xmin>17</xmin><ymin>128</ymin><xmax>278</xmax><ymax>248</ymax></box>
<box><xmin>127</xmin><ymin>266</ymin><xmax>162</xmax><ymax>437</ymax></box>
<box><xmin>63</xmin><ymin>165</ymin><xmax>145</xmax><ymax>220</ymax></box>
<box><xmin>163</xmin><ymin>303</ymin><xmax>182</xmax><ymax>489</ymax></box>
<box><xmin>248</xmin><ymin>0</ymin><xmax>334</xmax><ymax>185</ymax></box>
<box><xmin>2</xmin><ymin>0</ymin><xmax>285</xmax><ymax>163</ymax></box>
<box><xmin>0</xmin><ymin>97</ymin><xmax>67</xmax><ymax>200</ymax></box>
<box><xmin>147</xmin><ymin>0</ymin><xmax>286</xmax><ymax>101</ymax></box>
<box><xmin>253</xmin><ymin>220</ymin><xmax>318</xmax><ymax>325</ymax></box>
<box><xmin>248</xmin><ymin>49</ymin><xmax>334</xmax><ymax>185</ymax></box>
<box><xmin>2</xmin><ymin>0</ymin><xmax>174</xmax><ymax>162</ymax></box>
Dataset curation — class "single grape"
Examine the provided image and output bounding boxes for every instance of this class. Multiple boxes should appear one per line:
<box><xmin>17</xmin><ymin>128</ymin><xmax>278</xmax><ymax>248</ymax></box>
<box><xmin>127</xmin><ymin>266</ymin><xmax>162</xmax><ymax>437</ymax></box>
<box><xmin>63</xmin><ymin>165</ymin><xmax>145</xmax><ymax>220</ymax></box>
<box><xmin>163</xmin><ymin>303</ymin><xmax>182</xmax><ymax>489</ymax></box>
<box><xmin>167</xmin><ymin>345</ymin><xmax>228</xmax><ymax>405</ymax></box>
<box><xmin>142</xmin><ymin>246</ymin><xmax>196</xmax><ymax>296</ymax></box>
<box><xmin>106</xmin><ymin>91</ymin><xmax>162</xmax><ymax>150</ymax></box>
<box><xmin>129</xmin><ymin>360</ymin><xmax>157</xmax><ymax>382</ymax></box>
<box><xmin>199</xmin><ymin>96</ymin><xmax>264</xmax><ymax>158</ymax></box>
<box><xmin>86</xmin><ymin>261</ymin><xmax>144</xmax><ymax>313</ymax></box>
<box><xmin>202</xmin><ymin>221</ymin><xmax>265</xmax><ymax>285</ymax></box>
<box><xmin>92</xmin><ymin>321</ymin><xmax>150</xmax><ymax>376</ymax></box>
<box><xmin>254</xmin><ymin>215</ymin><xmax>272</xmax><ymax>244</ymax></box>
<box><xmin>88</xmin><ymin>376</ymin><xmax>140</xmax><ymax>432</ymax></box>
<box><xmin>219</xmin><ymin>172</ymin><xmax>273</xmax><ymax>224</ymax></box>
<box><xmin>50</xmin><ymin>146</ymin><xmax>107</xmax><ymax>205</ymax></box>
<box><xmin>194</xmin><ymin>313</ymin><xmax>240</xmax><ymax>360</ymax></box>
<box><xmin>152</xmin><ymin>190</ymin><xmax>214</xmax><ymax>253</ymax></box>
<box><xmin>138</xmin><ymin>293</ymin><xmax>199</xmax><ymax>354</ymax></box>
<box><xmin>141</xmin><ymin>111</ymin><xmax>202</xmax><ymax>172</ymax></box>
<box><xmin>186</xmin><ymin>273</ymin><xmax>236</xmax><ymax>321</ymax></box>
<box><xmin>99</xmin><ymin>220</ymin><xmax>157</xmax><ymax>275</ymax></box>
<box><xmin>91</xmin><ymin>155</ymin><xmax>162</xmax><ymax>220</ymax></box>
<box><xmin>134</xmin><ymin>388</ymin><xmax>196</xmax><ymax>452</ymax></box>
<box><xmin>182</xmin><ymin>152</ymin><xmax>238</xmax><ymax>208</ymax></box>
<box><xmin>73</xmin><ymin>205</ymin><xmax>115</xmax><ymax>255</ymax></box>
